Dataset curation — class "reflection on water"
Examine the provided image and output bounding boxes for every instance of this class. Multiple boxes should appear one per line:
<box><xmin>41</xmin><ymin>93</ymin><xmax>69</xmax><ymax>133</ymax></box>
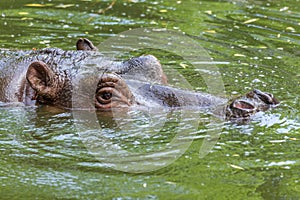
<box><xmin>73</xmin><ymin>105</ymin><xmax>223</xmax><ymax>173</ymax></box>
<box><xmin>0</xmin><ymin>0</ymin><xmax>299</xmax><ymax>199</ymax></box>
<box><xmin>1</xmin><ymin>98</ymin><xmax>298</xmax><ymax>198</ymax></box>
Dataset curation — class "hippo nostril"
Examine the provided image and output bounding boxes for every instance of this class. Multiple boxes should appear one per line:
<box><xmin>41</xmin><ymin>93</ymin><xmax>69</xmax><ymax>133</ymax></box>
<box><xmin>226</xmin><ymin>100</ymin><xmax>257</xmax><ymax>120</ymax></box>
<box><xmin>253</xmin><ymin>89</ymin><xmax>274</xmax><ymax>104</ymax></box>
<box><xmin>233</xmin><ymin>100</ymin><xmax>255</xmax><ymax>110</ymax></box>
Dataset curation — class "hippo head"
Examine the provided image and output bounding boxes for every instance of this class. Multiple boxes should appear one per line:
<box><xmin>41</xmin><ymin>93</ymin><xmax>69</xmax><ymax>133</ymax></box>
<box><xmin>26</xmin><ymin>61</ymin><xmax>279</xmax><ymax>121</ymax></box>
<box><xmin>26</xmin><ymin>61</ymin><xmax>135</xmax><ymax>109</ymax></box>
<box><xmin>225</xmin><ymin>89</ymin><xmax>279</xmax><ymax>120</ymax></box>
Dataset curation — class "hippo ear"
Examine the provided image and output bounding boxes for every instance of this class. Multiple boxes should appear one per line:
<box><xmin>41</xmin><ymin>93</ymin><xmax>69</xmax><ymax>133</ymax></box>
<box><xmin>76</xmin><ymin>38</ymin><xmax>97</xmax><ymax>51</ymax></box>
<box><xmin>26</xmin><ymin>61</ymin><xmax>57</xmax><ymax>98</ymax></box>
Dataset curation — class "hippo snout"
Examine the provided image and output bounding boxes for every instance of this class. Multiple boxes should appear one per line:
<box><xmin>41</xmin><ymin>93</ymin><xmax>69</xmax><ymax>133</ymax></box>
<box><xmin>225</xmin><ymin>89</ymin><xmax>279</xmax><ymax>120</ymax></box>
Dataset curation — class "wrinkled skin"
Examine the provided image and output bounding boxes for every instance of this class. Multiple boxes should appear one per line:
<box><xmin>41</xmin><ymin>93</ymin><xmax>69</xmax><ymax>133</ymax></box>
<box><xmin>0</xmin><ymin>38</ymin><xmax>279</xmax><ymax>120</ymax></box>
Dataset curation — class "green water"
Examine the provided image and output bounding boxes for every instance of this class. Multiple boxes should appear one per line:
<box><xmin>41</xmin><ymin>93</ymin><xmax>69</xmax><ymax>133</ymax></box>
<box><xmin>0</xmin><ymin>0</ymin><xmax>299</xmax><ymax>199</ymax></box>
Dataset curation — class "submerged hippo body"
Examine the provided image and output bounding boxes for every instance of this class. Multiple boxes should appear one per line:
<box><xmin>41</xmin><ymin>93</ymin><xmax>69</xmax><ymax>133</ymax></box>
<box><xmin>0</xmin><ymin>38</ymin><xmax>279</xmax><ymax>120</ymax></box>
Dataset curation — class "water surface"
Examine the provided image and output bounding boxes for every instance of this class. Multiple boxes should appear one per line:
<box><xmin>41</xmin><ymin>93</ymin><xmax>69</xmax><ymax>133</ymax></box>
<box><xmin>0</xmin><ymin>0</ymin><xmax>299</xmax><ymax>199</ymax></box>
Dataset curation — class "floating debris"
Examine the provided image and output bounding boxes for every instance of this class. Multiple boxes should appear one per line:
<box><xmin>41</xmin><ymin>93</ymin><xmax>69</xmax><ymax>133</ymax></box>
<box><xmin>243</xmin><ymin>18</ymin><xmax>259</xmax><ymax>24</ymax></box>
<box><xmin>159</xmin><ymin>9</ymin><xmax>168</xmax><ymax>13</ymax></box>
<box><xmin>179</xmin><ymin>62</ymin><xmax>189</xmax><ymax>68</ymax></box>
<box><xmin>39</xmin><ymin>40</ymin><xmax>51</xmax><ymax>44</ymax></box>
<box><xmin>264</xmin><ymin>57</ymin><xmax>272</xmax><ymax>60</ymax></box>
<box><xmin>234</xmin><ymin>53</ymin><xmax>246</xmax><ymax>57</ymax></box>
<box><xmin>279</xmin><ymin>7</ymin><xmax>289</xmax><ymax>12</ymax></box>
<box><xmin>18</xmin><ymin>12</ymin><xmax>29</xmax><ymax>15</ymax></box>
<box><xmin>204</xmin><ymin>10</ymin><xmax>212</xmax><ymax>15</ymax></box>
<box><xmin>55</xmin><ymin>4</ymin><xmax>75</xmax><ymax>8</ymax></box>
<box><xmin>286</xmin><ymin>27</ymin><xmax>296</xmax><ymax>32</ymax></box>
<box><xmin>21</xmin><ymin>17</ymin><xmax>33</xmax><ymax>20</ymax></box>
<box><xmin>98</xmin><ymin>0</ymin><xmax>116</xmax><ymax>14</ymax></box>
<box><xmin>289</xmin><ymin>138</ymin><xmax>298</xmax><ymax>141</ymax></box>
<box><xmin>204</xmin><ymin>30</ymin><xmax>216</xmax><ymax>34</ymax></box>
<box><xmin>269</xmin><ymin>140</ymin><xmax>286</xmax><ymax>143</ymax></box>
<box><xmin>24</xmin><ymin>3</ymin><xmax>52</xmax><ymax>7</ymax></box>
<box><xmin>229</xmin><ymin>164</ymin><xmax>245</xmax><ymax>170</ymax></box>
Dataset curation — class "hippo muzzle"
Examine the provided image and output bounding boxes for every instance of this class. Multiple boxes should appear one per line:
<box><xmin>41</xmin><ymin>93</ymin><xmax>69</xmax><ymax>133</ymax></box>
<box><xmin>225</xmin><ymin>89</ymin><xmax>280</xmax><ymax>119</ymax></box>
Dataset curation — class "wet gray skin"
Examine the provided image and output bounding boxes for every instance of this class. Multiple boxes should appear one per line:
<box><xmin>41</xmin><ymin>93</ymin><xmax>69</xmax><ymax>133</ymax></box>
<box><xmin>0</xmin><ymin>38</ymin><xmax>279</xmax><ymax>120</ymax></box>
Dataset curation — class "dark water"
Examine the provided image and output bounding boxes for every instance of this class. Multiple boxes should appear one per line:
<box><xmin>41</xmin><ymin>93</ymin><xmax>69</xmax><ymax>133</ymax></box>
<box><xmin>0</xmin><ymin>0</ymin><xmax>299</xmax><ymax>199</ymax></box>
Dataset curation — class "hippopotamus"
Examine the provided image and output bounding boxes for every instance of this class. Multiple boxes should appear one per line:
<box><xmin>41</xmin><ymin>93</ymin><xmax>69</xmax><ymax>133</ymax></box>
<box><xmin>0</xmin><ymin>38</ymin><xmax>279</xmax><ymax>120</ymax></box>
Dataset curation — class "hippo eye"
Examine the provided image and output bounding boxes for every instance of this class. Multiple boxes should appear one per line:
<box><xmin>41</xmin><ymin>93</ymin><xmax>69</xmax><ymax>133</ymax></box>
<box><xmin>101</xmin><ymin>92</ymin><xmax>112</xmax><ymax>100</ymax></box>
<box><xmin>96</xmin><ymin>88</ymin><xmax>113</xmax><ymax>105</ymax></box>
